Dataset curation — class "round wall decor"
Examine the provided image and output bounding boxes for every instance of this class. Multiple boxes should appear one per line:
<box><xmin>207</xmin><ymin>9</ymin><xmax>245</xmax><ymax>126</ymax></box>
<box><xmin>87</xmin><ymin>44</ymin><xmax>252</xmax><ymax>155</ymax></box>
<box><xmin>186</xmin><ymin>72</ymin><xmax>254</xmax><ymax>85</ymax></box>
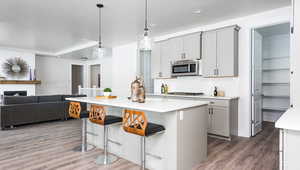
<box><xmin>2</xmin><ymin>57</ymin><xmax>29</xmax><ymax>78</ymax></box>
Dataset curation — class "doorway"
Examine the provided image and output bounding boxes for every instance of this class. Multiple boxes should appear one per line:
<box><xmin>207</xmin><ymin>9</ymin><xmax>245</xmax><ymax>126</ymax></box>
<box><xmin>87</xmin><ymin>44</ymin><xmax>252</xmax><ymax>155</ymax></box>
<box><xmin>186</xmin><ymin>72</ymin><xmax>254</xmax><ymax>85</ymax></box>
<box><xmin>90</xmin><ymin>64</ymin><xmax>101</xmax><ymax>88</ymax></box>
<box><xmin>71</xmin><ymin>64</ymin><xmax>84</xmax><ymax>94</ymax></box>
<box><xmin>251</xmin><ymin>23</ymin><xmax>291</xmax><ymax>136</ymax></box>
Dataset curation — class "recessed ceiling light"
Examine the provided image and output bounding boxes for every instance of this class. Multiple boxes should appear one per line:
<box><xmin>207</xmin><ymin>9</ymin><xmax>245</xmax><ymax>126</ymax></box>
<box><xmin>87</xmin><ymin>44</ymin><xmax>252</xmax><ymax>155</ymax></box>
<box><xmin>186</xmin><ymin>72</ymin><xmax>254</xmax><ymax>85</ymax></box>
<box><xmin>193</xmin><ymin>10</ymin><xmax>202</xmax><ymax>14</ymax></box>
<box><xmin>149</xmin><ymin>23</ymin><xmax>156</xmax><ymax>28</ymax></box>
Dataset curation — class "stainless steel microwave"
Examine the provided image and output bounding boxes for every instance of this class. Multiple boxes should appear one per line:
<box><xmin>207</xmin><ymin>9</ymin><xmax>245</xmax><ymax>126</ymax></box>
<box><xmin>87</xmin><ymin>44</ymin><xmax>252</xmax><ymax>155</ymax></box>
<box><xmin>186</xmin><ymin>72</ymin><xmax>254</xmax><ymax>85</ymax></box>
<box><xmin>171</xmin><ymin>60</ymin><xmax>202</xmax><ymax>77</ymax></box>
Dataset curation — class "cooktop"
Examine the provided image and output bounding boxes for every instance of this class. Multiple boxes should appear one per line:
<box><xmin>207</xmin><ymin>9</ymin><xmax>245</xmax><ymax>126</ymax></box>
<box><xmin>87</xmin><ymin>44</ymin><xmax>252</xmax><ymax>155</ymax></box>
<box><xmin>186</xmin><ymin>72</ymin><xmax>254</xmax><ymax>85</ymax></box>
<box><xmin>167</xmin><ymin>92</ymin><xmax>204</xmax><ymax>96</ymax></box>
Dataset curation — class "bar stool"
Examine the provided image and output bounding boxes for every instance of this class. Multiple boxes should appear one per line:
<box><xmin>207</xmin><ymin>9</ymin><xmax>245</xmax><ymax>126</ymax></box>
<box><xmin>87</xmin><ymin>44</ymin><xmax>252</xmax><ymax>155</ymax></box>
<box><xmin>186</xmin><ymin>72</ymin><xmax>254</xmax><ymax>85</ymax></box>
<box><xmin>122</xmin><ymin>109</ymin><xmax>165</xmax><ymax>170</ymax></box>
<box><xmin>69</xmin><ymin>102</ymin><xmax>94</xmax><ymax>152</ymax></box>
<box><xmin>89</xmin><ymin>104</ymin><xmax>123</xmax><ymax>165</ymax></box>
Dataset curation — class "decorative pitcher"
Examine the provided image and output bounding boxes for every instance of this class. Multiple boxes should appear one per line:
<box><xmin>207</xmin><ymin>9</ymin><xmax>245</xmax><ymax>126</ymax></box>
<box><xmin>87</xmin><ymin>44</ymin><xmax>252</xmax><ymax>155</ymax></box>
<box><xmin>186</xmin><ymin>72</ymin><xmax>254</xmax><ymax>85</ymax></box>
<box><xmin>131</xmin><ymin>77</ymin><xmax>146</xmax><ymax>103</ymax></box>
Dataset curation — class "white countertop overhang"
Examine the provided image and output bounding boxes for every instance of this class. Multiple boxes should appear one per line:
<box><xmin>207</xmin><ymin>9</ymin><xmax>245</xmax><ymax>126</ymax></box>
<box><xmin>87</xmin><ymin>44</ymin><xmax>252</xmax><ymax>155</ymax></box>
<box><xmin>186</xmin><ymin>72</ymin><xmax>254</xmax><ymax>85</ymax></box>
<box><xmin>147</xmin><ymin>93</ymin><xmax>239</xmax><ymax>100</ymax></box>
<box><xmin>66</xmin><ymin>97</ymin><xmax>209</xmax><ymax>113</ymax></box>
<box><xmin>275</xmin><ymin>108</ymin><xmax>300</xmax><ymax>131</ymax></box>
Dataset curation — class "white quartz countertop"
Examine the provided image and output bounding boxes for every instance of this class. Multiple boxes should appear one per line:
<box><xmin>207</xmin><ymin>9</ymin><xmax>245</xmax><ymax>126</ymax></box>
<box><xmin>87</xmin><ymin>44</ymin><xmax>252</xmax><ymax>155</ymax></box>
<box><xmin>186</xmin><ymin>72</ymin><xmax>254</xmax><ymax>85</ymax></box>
<box><xmin>66</xmin><ymin>97</ymin><xmax>209</xmax><ymax>113</ymax></box>
<box><xmin>275</xmin><ymin>108</ymin><xmax>300</xmax><ymax>131</ymax></box>
<box><xmin>147</xmin><ymin>93</ymin><xmax>239</xmax><ymax>100</ymax></box>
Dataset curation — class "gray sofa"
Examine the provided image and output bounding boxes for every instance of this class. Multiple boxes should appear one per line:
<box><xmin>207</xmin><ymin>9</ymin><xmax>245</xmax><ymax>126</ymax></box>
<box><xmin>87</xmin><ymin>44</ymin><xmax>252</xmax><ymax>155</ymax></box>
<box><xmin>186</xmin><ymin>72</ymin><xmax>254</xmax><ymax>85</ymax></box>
<box><xmin>0</xmin><ymin>95</ymin><xmax>86</xmax><ymax>130</ymax></box>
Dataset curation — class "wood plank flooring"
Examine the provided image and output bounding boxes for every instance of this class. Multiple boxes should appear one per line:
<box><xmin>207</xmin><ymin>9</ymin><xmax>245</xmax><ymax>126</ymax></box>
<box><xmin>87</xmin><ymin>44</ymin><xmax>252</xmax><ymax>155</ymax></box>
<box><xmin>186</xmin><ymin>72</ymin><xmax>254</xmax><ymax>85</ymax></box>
<box><xmin>0</xmin><ymin>120</ymin><xmax>278</xmax><ymax>170</ymax></box>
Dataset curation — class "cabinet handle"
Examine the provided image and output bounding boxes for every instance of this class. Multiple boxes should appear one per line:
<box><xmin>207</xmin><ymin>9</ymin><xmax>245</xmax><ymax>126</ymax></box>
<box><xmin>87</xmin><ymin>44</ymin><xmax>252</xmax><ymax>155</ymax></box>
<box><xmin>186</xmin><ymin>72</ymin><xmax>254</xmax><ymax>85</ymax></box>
<box><xmin>211</xmin><ymin>108</ymin><xmax>213</xmax><ymax>115</ymax></box>
<box><xmin>181</xmin><ymin>53</ymin><xmax>186</xmax><ymax>59</ymax></box>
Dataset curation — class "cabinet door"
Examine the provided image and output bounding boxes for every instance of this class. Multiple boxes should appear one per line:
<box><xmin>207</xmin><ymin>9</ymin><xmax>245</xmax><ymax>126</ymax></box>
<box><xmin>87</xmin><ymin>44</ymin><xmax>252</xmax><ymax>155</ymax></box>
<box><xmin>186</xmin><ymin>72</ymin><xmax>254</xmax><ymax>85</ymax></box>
<box><xmin>216</xmin><ymin>26</ymin><xmax>238</xmax><ymax>77</ymax></box>
<box><xmin>207</xmin><ymin>107</ymin><xmax>213</xmax><ymax>133</ymax></box>
<box><xmin>169</xmin><ymin>37</ymin><xmax>184</xmax><ymax>61</ymax></box>
<box><xmin>151</xmin><ymin>42</ymin><xmax>161</xmax><ymax>78</ymax></box>
<box><xmin>183</xmin><ymin>33</ymin><xmax>201</xmax><ymax>60</ymax></box>
<box><xmin>210</xmin><ymin>106</ymin><xmax>230</xmax><ymax>137</ymax></box>
<box><xmin>160</xmin><ymin>40</ymin><xmax>173</xmax><ymax>78</ymax></box>
<box><xmin>202</xmin><ymin>30</ymin><xmax>217</xmax><ymax>77</ymax></box>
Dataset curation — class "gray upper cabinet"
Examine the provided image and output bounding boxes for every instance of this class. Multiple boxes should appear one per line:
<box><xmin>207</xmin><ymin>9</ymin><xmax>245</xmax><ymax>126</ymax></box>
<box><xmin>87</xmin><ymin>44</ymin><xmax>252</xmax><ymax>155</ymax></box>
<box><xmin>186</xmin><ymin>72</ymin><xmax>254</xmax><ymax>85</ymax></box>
<box><xmin>183</xmin><ymin>33</ymin><xmax>201</xmax><ymax>60</ymax></box>
<box><xmin>160</xmin><ymin>40</ymin><xmax>173</xmax><ymax>78</ymax></box>
<box><xmin>202</xmin><ymin>30</ymin><xmax>217</xmax><ymax>77</ymax></box>
<box><xmin>151</xmin><ymin>42</ymin><xmax>161</xmax><ymax>78</ymax></box>
<box><xmin>202</xmin><ymin>26</ymin><xmax>239</xmax><ymax>77</ymax></box>
<box><xmin>150</xmin><ymin>32</ymin><xmax>202</xmax><ymax>78</ymax></box>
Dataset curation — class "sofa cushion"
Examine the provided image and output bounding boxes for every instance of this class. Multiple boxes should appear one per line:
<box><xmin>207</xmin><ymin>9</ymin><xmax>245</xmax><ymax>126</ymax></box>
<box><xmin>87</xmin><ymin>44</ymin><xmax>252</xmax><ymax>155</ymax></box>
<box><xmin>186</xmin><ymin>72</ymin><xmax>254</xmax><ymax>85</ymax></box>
<box><xmin>4</xmin><ymin>96</ymin><xmax>38</xmax><ymax>105</ymax></box>
<box><xmin>62</xmin><ymin>95</ymin><xmax>86</xmax><ymax>101</ymax></box>
<box><xmin>38</xmin><ymin>95</ymin><xmax>63</xmax><ymax>103</ymax></box>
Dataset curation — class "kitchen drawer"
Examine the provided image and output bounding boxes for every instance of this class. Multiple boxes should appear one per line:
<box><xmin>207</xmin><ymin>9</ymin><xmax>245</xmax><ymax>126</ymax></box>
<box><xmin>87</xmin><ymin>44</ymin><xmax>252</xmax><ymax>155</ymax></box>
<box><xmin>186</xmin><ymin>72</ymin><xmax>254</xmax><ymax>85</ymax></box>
<box><xmin>201</xmin><ymin>99</ymin><xmax>229</xmax><ymax>107</ymax></box>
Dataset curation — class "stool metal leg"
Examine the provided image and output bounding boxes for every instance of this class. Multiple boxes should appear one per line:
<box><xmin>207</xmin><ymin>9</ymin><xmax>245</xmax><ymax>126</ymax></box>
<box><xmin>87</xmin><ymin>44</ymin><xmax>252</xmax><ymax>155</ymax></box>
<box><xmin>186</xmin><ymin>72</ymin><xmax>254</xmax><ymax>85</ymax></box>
<box><xmin>73</xmin><ymin>118</ymin><xmax>94</xmax><ymax>152</ymax></box>
<box><xmin>141</xmin><ymin>136</ymin><xmax>146</xmax><ymax>170</ymax></box>
<box><xmin>96</xmin><ymin>126</ymin><xmax>118</xmax><ymax>165</ymax></box>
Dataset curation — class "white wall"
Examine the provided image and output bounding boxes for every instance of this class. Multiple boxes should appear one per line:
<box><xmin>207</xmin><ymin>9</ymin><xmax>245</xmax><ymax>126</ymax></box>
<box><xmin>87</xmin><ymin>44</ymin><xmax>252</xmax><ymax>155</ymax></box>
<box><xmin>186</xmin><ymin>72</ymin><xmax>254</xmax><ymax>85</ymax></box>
<box><xmin>111</xmin><ymin>43</ymin><xmax>138</xmax><ymax>97</ymax></box>
<box><xmin>35</xmin><ymin>56</ymin><xmax>85</xmax><ymax>95</ymax></box>
<box><xmin>85</xmin><ymin>57</ymin><xmax>113</xmax><ymax>89</ymax></box>
<box><xmin>152</xmin><ymin>7</ymin><xmax>291</xmax><ymax>137</ymax></box>
<box><xmin>0</xmin><ymin>48</ymin><xmax>35</xmax><ymax>80</ymax></box>
<box><xmin>0</xmin><ymin>48</ymin><xmax>36</xmax><ymax>95</ymax></box>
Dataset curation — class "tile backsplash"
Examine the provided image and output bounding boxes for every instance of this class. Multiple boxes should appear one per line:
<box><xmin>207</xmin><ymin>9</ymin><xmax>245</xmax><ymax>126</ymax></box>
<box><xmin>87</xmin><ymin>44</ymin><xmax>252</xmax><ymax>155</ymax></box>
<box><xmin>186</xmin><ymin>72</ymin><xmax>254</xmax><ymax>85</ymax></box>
<box><xmin>154</xmin><ymin>76</ymin><xmax>239</xmax><ymax>97</ymax></box>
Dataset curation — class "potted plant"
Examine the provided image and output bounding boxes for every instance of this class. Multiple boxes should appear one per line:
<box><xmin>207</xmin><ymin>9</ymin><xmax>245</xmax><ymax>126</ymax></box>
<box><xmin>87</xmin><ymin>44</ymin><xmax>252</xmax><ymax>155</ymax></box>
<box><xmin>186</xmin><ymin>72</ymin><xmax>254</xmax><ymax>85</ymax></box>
<box><xmin>103</xmin><ymin>88</ymin><xmax>112</xmax><ymax>97</ymax></box>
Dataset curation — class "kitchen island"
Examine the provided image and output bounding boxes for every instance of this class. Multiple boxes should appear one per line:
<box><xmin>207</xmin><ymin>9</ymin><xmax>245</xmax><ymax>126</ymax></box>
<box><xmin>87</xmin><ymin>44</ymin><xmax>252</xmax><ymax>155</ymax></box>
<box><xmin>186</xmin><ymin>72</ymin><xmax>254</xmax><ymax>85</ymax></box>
<box><xmin>66</xmin><ymin>97</ymin><xmax>208</xmax><ymax>170</ymax></box>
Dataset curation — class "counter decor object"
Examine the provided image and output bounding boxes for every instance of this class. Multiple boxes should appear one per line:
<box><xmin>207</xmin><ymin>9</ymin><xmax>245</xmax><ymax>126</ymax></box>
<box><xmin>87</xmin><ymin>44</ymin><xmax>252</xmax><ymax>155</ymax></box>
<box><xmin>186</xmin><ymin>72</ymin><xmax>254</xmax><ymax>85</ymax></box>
<box><xmin>161</xmin><ymin>84</ymin><xmax>165</xmax><ymax>94</ymax></box>
<box><xmin>103</xmin><ymin>88</ymin><xmax>112</xmax><ymax>97</ymax></box>
<box><xmin>214</xmin><ymin>86</ymin><xmax>218</xmax><ymax>96</ymax></box>
<box><xmin>96</xmin><ymin>96</ymin><xmax>117</xmax><ymax>99</ymax></box>
<box><xmin>131</xmin><ymin>77</ymin><xmax>145</xmax><ymax>103</ymax></box>
<box><xmin>217</xmin><ymin>91</ymin><xmax>225</xmax><ymax>97</ymax></box>
<box><xmin>29</xmin><ymin>68</ymin><xmax>32</xmax><ymax>80</ymax></box>
<box><xmin>2</xmin><ymin>57</ymin><xmax>29</xmax><ymax>78</ymax></box>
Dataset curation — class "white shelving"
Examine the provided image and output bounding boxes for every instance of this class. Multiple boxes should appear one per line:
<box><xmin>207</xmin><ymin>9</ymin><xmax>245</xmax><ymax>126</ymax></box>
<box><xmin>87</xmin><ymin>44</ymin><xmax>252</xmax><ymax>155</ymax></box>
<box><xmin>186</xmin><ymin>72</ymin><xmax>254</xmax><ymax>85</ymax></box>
<box><xmin>262</xmin><ymin>107</ymin><xmax>289</xmax><ymax>112</ymax></box>
<box><xmin>262</xmin><ymin>68</ymin><xmax>289</xmax><ymax>72</ymax></box>
<box><xmin>260</xmin><ymin>29</ymin><xmax>290</xmax><ymax>122</ymax></box>
<box><xmin>263</xmin><ymin>56</ymin><xmax>289</xmax><ymax>61</ymax></box>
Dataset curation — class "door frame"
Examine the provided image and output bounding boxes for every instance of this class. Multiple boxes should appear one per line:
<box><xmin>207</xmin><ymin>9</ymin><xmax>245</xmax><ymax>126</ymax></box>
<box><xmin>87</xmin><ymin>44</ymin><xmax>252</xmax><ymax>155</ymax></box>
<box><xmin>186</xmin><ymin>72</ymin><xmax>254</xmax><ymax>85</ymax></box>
<box><xmin>89</xmin><ymin>64</ymin><xmax>101</xmax><ymax>88</ymax></box>
<box><xmin>70</xmin><ymin>64</ymin><xmax>85</xmax><ymax>94</ymax></box>
<box><xmin>250</xmin><ymin>21</ymin><xmax>291</xmax><ymax>136</ymax></box>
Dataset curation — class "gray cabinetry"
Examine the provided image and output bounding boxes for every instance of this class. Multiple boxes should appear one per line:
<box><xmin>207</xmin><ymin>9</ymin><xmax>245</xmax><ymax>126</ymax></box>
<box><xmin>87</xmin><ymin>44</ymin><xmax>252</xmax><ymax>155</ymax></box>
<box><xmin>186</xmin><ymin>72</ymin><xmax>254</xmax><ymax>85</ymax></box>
<box><xmin>209</xmin><ymin>105</ymin><xmax>230</xmax><ymax>137</ymax></box>
<box><xmin>151</xmin><ymin>42</ymin><xmax>162</xmax><ymax>78</ymax></box>
<box><xmin>202</xmin><ymin>30</ymin><xmax>217</xmax><ymax>76</ymax></box>
<box><xmin>160</xmin><ymin>40</ymin><xmax>173</xmax><ymax>78</ymax></box>
<box><xmin>148</xmin><ymin>94</ymin><xmax>239</xmax><ymax>140</ymax></box>
<box><xmin>151</xmin><ymin>32</ymin><xmax>202</xmax><ymax>78</ymax></box>
<box><xmin>205</xmin><ymin>98</ymin><xmax>238</xmax><ymax>140</ymax></box>
<box><xmin>202</xmin><ymin>26</ymin><xmax>239</xmax><ymax>77</ymax></box>
<box><xmin>182</xmin><ymin>33</ymin><xmax>202</xmax><ymax>60</ymax></box>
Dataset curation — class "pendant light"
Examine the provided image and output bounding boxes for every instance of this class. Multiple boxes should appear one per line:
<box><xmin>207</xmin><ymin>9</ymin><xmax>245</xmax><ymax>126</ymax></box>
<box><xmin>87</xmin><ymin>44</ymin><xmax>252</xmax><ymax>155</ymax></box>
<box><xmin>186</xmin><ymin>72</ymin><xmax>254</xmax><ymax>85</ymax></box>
<box><xmin>139</xmin><ymin>0</ymin><xmax>152</xmax><ymax>51</ymax></box>
<box><xmin>97</xmin><ymin>3</ymin><xmax>105</xmax><ymax>57</ymax></box>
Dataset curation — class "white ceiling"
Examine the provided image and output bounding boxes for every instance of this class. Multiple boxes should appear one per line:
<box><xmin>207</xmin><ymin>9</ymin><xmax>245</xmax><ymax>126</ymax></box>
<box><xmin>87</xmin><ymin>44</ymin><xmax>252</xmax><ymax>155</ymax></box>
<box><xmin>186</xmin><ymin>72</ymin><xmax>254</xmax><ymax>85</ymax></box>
<box><xmin>0</xmin><ymin>0</ymin><xmax>290</xmax><ymax>55</ymax></box>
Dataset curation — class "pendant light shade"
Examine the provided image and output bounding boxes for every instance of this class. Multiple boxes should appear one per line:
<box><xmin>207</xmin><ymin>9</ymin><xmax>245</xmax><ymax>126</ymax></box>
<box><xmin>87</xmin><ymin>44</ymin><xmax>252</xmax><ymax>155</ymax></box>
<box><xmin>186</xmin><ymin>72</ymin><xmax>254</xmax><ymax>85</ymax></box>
<box><xmin>139</xmin><ymin>0</ymin><xmax>152</xmax><ymax>51</ymax></box>
<box><xmin>97</xmin><ymin>3</ymin><xmax>104</xmax><ymax>57</ymax></box>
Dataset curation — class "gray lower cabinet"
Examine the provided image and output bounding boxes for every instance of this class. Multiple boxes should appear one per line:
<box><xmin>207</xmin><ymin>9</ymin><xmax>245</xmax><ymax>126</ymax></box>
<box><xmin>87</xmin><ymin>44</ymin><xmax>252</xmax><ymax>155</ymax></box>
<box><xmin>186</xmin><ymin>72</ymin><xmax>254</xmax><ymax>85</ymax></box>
<box><xmin>208</xmin><ymin>105</ymin><xmax>230</xmax><ymax>137</ymax></box>
<box><xmin>202</xmin><ymin>25</ymin><xmax>239</xmax><ymax>77</ymax></box>
<box><xmin>149</xmin><ymin>95</ymin><xmax>239</xmax><ymax>140</ymax></box>
<box><xmin>203</xmin><ymin>98</ymin><xmax>238</xmax><ymax>140</ymax></box>
<box><xmin>279</xmin><ymin>129</ymin><xmax>300</xmax><ymax>170</ymax></box>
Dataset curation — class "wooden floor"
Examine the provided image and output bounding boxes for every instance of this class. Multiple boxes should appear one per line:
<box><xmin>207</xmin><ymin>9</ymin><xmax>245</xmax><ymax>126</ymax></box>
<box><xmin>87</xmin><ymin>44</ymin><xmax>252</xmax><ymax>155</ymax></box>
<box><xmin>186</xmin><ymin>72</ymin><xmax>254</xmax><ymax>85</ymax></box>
<box><xmin>0</xmin><ymin>120</ymin><xmax>278</xmax><ymax>170</ymax></box>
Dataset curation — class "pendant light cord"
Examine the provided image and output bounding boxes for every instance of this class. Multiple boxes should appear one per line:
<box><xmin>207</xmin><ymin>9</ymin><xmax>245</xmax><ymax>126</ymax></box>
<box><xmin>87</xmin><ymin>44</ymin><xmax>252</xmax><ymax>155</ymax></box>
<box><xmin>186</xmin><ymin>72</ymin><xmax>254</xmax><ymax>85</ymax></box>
<box><xmin>98</xmin><ymin>3</ymin><xmax>103</xmax><ymax>48</ymax></box>
<box><xmin>144</xmin><ymin>0</ymin><xmax>148</xmax><ymax>31</ymax></box>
